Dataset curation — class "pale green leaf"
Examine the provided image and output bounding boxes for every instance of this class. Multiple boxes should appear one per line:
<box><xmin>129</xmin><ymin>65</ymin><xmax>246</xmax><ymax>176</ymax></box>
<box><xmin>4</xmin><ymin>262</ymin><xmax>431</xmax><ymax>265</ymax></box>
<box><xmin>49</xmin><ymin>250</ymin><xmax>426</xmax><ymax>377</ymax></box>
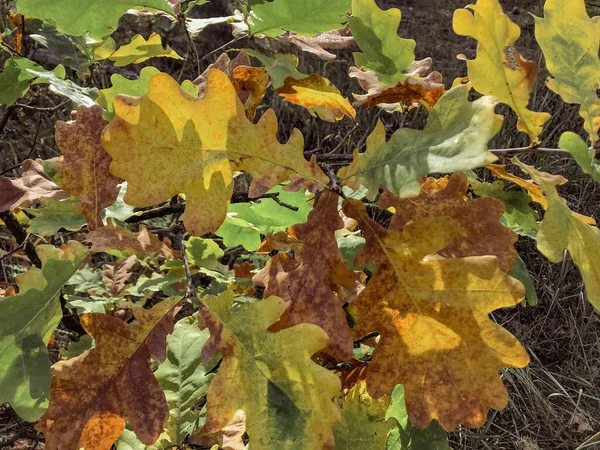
<box><xmin>25</xmin><ymin>198</ymin><xmax>86</xmax><ymax>236</ymax></box>
<box><xmin>559</xmin><ymin>132</ymin><xmax>600</xmax><ymax>183</ymax></box>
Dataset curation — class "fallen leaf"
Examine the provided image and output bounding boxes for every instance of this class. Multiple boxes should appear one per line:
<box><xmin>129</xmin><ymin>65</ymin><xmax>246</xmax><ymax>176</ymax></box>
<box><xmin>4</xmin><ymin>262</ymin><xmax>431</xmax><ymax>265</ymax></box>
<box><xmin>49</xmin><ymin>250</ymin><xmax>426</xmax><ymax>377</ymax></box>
<box><xmin>338</xmin><ymin>85</ymin><xmax>501</xmax><ymax>200</ymax></box>
<box><xmin>379</xmin><ymin>172</ymin><xmax>518</xmax><ymax>271</ymax></box>
<box><xmin>253</xmin><ymin>191</ymin><xmax>356</xmax><ymax>360</ymax></box>
<box><xmin>453</xmin><ymin>0</ymin><xmax>550</xmax><ymax>145</ymax></box>
<box><xmin>102</xmin><ymin>255</ymin><xmax>137</xmax><ymax>296</ymax></box>
<box><xmin>342</xmin><ymin>198</ymin><xmax>529</xmax><ymax>430</ymax></box>
<box><xmin>276</xmin><ymin>73</ymin><xmax>356</xmax><ymax>121</ymax></box>
<box><xmin>102</xmin><ymin>69</ymin><xmax>328</xmax><ymax>236</ymax></box>
<box><xmin>0</xmin><ymin>242</ymin><xmax>89</xmax><ymax>422</ymax></box>
<box><xmin>198</xmin><ymin>291</ymin><xmax>341</xmax><ymax>449</ymax></box>
<box><xmin>87</xmin><ymin>223</ymin><xmax>175</xmax><ymax>258</ymax></box>
<box><xmin>36</xmin><ymin>298</ymin><xmax>180</xmax><ymax>450</ymax></box>
<box><xmin>55</xmin><ymin>105</ymin><xmax>120</xmax><ymax>230</ymax></box>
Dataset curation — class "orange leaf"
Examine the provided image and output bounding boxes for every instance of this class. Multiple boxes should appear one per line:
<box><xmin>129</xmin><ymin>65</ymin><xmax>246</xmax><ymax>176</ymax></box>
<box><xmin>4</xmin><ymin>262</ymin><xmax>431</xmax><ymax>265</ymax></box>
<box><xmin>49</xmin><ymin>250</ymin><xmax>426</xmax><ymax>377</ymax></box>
<box><xmin>380</xmin><ymin>172</ymin><xmax>518</xmax><ymax>271</ymax></box>
<box><xmin>232</xmin><ymin>66</ymin><xmax>269</xmax><ymax>121</ymax></box>
<box><xmin>36</xmin><ymin>298</ymin><xmax>181</xmax><ymax>450</ymax></box>
<box><xmin>56</xmin><ymin>105</ymin><xmax>121</xmax><ymax>230</ymax></box>
<box><xmin>254</xmin><ymin>191</ymin><xmax>356</xmax><ymax>360</ymax></box>
<box><xmin>276</xmin><ymin>73</ymin><xmax>356</xmax><ymax>122</ymax></box>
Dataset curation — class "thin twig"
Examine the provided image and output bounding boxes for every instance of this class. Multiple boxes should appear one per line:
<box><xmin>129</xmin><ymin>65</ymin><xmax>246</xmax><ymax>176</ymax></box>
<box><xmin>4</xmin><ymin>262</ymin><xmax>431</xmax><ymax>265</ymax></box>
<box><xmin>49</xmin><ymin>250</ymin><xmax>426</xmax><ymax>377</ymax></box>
<box><xmin>0</xmin><ymin>240</ymin><xmax>26</xmax><ymax>264</ymax></box>
<box><xmin>0</xmin><ymin>211</ymin><xmax>41</xmax><ymax>268</ymax></box>
<box><xmin>199</xmin><ymin>36</ymin><xmax>246</xmax><ymax>63</ymax></box>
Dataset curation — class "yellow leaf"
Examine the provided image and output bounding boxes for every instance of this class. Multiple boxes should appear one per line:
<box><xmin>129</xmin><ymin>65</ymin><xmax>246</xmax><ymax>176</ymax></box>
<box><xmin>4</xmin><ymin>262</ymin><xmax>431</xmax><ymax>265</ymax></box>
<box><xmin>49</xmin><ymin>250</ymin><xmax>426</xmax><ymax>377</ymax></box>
<box><xmin>276</xmin><ymin>73</ymin><xmax>356</xmax><ymax>122</ymax></box>
<box><xmin>342</xmin><ymin>198</ymin><xmax>529</xmax><ymax>431</ymax></box>
<box><xmin>198</xmin><ymin>291</ymin><xmax>341</xmax><ymax>449</ymax></box>
<box><xmin>97</xmin><ymin>33</ymin><xmax>183</xmax><ymax>67</ymax></box>
<box><xmin>102</xmin><ymin>69</ymin><xmax>328</xmax><ymax>236</ymax></box>
<box><xmin>453</xmin><ymin>0</ymin><xmax>550</xmax><ymax>145</ymax></box>
<box><xmin>534</xmin><ymin>0</ymin><xmax>600</xmax><ymax>144</ymax></box>
<box><xmin>513</xmin><ymin>159</ymin><xmax>600</xmax><ymax>311</ymax></box>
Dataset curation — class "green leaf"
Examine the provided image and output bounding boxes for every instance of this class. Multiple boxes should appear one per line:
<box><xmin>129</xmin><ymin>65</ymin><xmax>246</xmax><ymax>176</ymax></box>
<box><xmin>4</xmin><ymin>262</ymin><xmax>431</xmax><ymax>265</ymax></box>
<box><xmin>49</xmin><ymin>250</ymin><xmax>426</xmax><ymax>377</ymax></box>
<box><xmin>386</xmin><ymin>385</ymin><xmax>450</xmax><ymax>450</ymax></box>
<box><xmin>63</xmin><ymin>266</ymin><xmax>108</xmax><ymax>296</ymax></box>
<box><xmin>17</xmin><ymin>0</ymin><xmax>174</xmax><ymax>39</ymax></box>
<box><xmin>0</xmin><ymin>242</ymin><xmax>89</xmax><ymax>421</ymax></box>
<box><xmin>153</xmin><ymin>314</ymin><xmax>219</xmax><ymax>446</ymax></box>
<box><xmin>104</xmin><ymin>183</ymin><xmax>137</xmax><ymax>222</ymax></box>
<box><xmin>186</xmin><ymin>237</ymin><xmax>224</xmax><ymax>270</ymax></box>
<box><xmin>250</xmin><ymin>0</ymin><xmax>351</xmax><ymax>37</ymax></box>
<box><xmin>98</xmin><ymin>33</ymin><xmax>183</xmax><ymax>67</ymax></box>
<box><xmin>508</xmin><ymin>257</ymin><xmax>538</xmax><ymax>307</ymax></box>
<box><xmin>25</xmin><ymin>198</ymin><xmax>87</xmax><ymax>236</ymax></box>
<box><xmin>470</xmin><ymin>179</ymin><xmax>539</xmax><ymax>238</ymax></box>
<box><xmin>242</xmin><ymin>49</ymin><xmax>307</xmax><ymax>88</ymax></box>
<box><xmin>339</xmin><ymin>85</ymin><xmax>502</xmax><ymax>200</ymax></box>
<box><xmin>559</xmin><ymin>132</ymin><xmax>600</xmax><ymax>183</ymax></box>
<box><xmin>349</xmin><ymin>0</ymin><xmax>415</xmax><ymax>85</ymax></box>
<box><xmin>64</xmin><ymin>294</ymin><xmax>118</xmax><ymax>314</ymax></box>
<box><xmin>27</xmin><ymin>19</ymin><xmax>93</xmax><ymax>73</ymax></box>
<box><xmin>59</xmin><ymin>335</ymin><xmax>95</xmax><ymax>359</ymax></box>
<box><xmin>27</xmin><ymin>68</ymin><xmax>98</xmax><ymax>107</ymax></box>
<box><xmin>534</xmin><ymin>0</ymin><xmax>600</xmax><ymax>143</ymax></box>
<box><xmin>0</xmin><ymin>57</ymin><xmax>64</xmax><ymax>106</ymax></box>
<box><xmin>336</xmin><ymin>234</ymin><xmax>376</xmax><ymax>272</ymax></box>
<box><xmin>97</xmin><ymin>66</ymin><xmax>197</xmax><ymax>120</ymax></box>
<box><xmin>216</xmin><ymin>185</ymin><xmax>311</xmax><ymax>251</ymax></box>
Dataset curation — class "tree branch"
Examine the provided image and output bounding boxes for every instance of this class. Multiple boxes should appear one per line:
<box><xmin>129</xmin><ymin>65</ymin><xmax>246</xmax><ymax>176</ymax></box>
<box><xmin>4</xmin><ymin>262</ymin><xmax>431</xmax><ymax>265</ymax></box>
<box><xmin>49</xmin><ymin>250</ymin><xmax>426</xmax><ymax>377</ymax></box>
<box><xmin>0</xmin><ymin>211</ymin><xmax>41</xmax><ymax>268</ymax></box>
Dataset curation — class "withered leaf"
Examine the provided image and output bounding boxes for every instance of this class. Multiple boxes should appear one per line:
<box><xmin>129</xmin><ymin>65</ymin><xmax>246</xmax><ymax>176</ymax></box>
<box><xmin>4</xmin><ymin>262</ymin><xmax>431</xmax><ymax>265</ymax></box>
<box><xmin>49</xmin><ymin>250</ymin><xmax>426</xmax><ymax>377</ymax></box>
<box><xmin>102</xmin><ymin>255</ymin><xmax>137</xmax><ymax>296</ymax></box>
<box><xmin>36</xmin><ymin>298</ymin><xmax>181</xmax><ymax>450</ymax></box>
<box><xmin>55</xmin><ymin>105</ymin><xmax>121</xmax><ymax>230</ymax></box>
<box><xmin>87</xmin><ymin>223</ymin><xmax>175</xmax><ymax>258</ymax></box>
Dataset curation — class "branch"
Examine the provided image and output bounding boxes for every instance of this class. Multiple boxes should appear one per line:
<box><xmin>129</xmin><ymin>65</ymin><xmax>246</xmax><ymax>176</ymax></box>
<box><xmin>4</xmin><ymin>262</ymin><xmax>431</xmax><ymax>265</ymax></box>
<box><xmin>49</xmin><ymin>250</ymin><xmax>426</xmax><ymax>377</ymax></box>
<box><xmin>0</xmin><ymin>211</ymin><xmax>41</xmax><ymax>268</ymax></box>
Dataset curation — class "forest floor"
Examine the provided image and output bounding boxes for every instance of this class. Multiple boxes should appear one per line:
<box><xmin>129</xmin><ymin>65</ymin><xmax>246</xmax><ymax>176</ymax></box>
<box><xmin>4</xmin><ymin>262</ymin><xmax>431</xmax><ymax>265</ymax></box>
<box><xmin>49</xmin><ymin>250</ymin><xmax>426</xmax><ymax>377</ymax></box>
<box><xmin>2</xmin><ymin>0</ymin><xmax>600</xmax><ymax>449</ymax></box>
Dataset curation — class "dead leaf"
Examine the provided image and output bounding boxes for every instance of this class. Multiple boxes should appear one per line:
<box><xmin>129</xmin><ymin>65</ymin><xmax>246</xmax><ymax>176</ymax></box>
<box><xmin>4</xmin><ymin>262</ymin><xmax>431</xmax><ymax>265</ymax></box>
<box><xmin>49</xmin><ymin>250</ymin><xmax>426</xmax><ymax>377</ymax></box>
<box><xmin>253</xmin><ymin>191</ymin><xmax>356</xmax><ymax>360</ymax></box>
<box><xmin>87</xmin><ymin>223</ymin><xmax>175</xmax><ymax>258</ymax></box>
<box><xmin>55</xmin><ymin>105</ymin><xmax>121</xmax><ymax>230</ymax></box>
<box><xmin>36</xmin><ymin>298</ymin><xmax>181</xmax><ymax>450</ymax></box>
<box><xmin>276</xmin><ymin>29</ymin><xmax>356</xmax><ymax>61</ymax></box>
<box><xmin>102</xmin><ymin>255</ymin><xmax>137</xmax><ymax>296</ymax></box>
<box><xmin>190</xmin><ymin>409</ymin><xmax>246</xmax><ymax>450</ymax></box>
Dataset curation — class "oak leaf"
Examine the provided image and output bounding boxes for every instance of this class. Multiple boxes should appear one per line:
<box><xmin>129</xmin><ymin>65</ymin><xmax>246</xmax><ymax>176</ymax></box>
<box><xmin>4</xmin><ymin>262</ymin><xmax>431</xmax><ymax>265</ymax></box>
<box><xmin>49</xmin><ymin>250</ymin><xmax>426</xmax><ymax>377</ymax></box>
<box><xmin>338</xmin><ymin>85</ymin><xmax>501</xmax><ymax>200</ymax></box>
<box><xmin>277</xmin><ymin>29</ymin><xmax>356</xmax><ymax>61</ymax></box>
<box><xmin>102</xmin><ymin>69</ymin><xmax>327</xmax><ymax>236</ymax></box>
<box><xmin>333</xmin><ymin>381</ymin><xmax>392</xmax><ymax>449</ymax></box>
<box><xmin>276</xmin><ymin>73</ymin><xmax>356</xmax><ymax>122</ymax></box>
<box><xmin>534</xmin><ymin>0</ymin><xmax>600</xmax><ymax>144</ymax></box>
<box><xmin>379</xmin><ymin>172</ymin><xmax>518</xmax><ymax>271</ymax></box>
<box><xmin>55</xmin><ymin>105</ymin><xmax>121</xmax><ymax>230</ymax></box>
<box><xmin>198</xmin><ymin>291</ymin><xmax>341</xmax><ymax>449</ymax></box>
<box><xmin>0</xmin><ymin>241</ymin><xmax>89</xmax><ymax>422</ymax></box>
<box><xmin>87</xmin><ymin>222</ymin><xmax>175</xmax><ymax>258</ymax></box>
<box><xmin>0</xmin><ymin>159</ymin><xmax>68</xmax><ymax>212</ymax></box>
<box><xmin>342</xmin><ymin>198</ymin><xmax>529</xmax><ymax>430</ymax></box>
<box><xmin>514</xmin><ymin>159</ymin><xmax>600</xmax><ymax>311</ymax></box>
<box><xmin>190</xmin><ymin>410</ymin><xmax>246</xmax><ymax>450</ymax></box>
<box><xmin>253</xmin><ymin>191</ymin><xmax>356</xmax><ymax>360</ymax></box>
<box><xmin>453</xmin><ymin>0</ymin><xmax>550</xmax><ymax>145</ymax></box>
<box><xmin>102</xmin><ymin>255</ymin><xmax>137</xmax><ymax>296</ymax></box>
<box><xmin>349</xmin><ymin>0</ymin><xmax>415</xmax><ymax>85</ymax></box>
<box><xmin>36</xmin><ymin>298</ymin><xmax>181</xmax><ymax>450</ymax></box>
<box><xmin>96</xmin><ymin>33</ymin><xmax>183</xmax><ymax>67</ymax></box>
<box><xmin>349</xmin><ymin>66</ymin><xmax>445</xmax><ymax>110</ymax></box>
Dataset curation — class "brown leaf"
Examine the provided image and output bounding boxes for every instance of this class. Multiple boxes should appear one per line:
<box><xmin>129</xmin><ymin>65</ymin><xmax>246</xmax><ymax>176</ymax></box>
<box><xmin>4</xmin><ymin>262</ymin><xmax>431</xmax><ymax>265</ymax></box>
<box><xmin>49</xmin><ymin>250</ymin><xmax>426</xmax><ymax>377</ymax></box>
<box><xmin>102</xmin><ymin>255</ymin><xmax>137</xmax><ymax>296</ymax></box>
<box><xmin>379</xmin><ymin>172</ymin><xmax>518</xmax><ymax>272</ymax></box>
<box><xmin>233</xmin><ymin>261</ymin><xmax>256</xmax><ymax>279</ymax></box>
<box><xmin>277</xmin><ymin>29</ymin><xmax>356</xmax><ymax>61</ymax></box>
<box><xmin>253</xmin><ymin>191</ymin><xmax>356</xmax><ymax>360</ymax></box>
<box><xmin>256</xmin><ymin>230</ymin><xmax>302</xmax><ymax>255</ymax></box>
<box><xmin>55</xmin><ymin>105</ymin><xmax>121</xmax><ymax>230</ymax></box>
<box><xmin>0</xmin><ymin>159</ymin><xmax>68</xmax><ymax>212</ymax></box>
<box><xmin>87</xmin><ymin>223</ymin><xmax>175</xmax><ymax>258</ymax></box>
<box><xmin>36</xmin><ymin>298</ymin><xmax>181</xmax><ymax>450</ymax></box>
<box><xmin>349</xmin><ymin>64</ymin><xmax>445</xmax><ymax>110</ymax></box>
<box><xmin>190</xmin><ymin>409</ymin><xmax>246</xmax><ymax>450</ymax></box>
